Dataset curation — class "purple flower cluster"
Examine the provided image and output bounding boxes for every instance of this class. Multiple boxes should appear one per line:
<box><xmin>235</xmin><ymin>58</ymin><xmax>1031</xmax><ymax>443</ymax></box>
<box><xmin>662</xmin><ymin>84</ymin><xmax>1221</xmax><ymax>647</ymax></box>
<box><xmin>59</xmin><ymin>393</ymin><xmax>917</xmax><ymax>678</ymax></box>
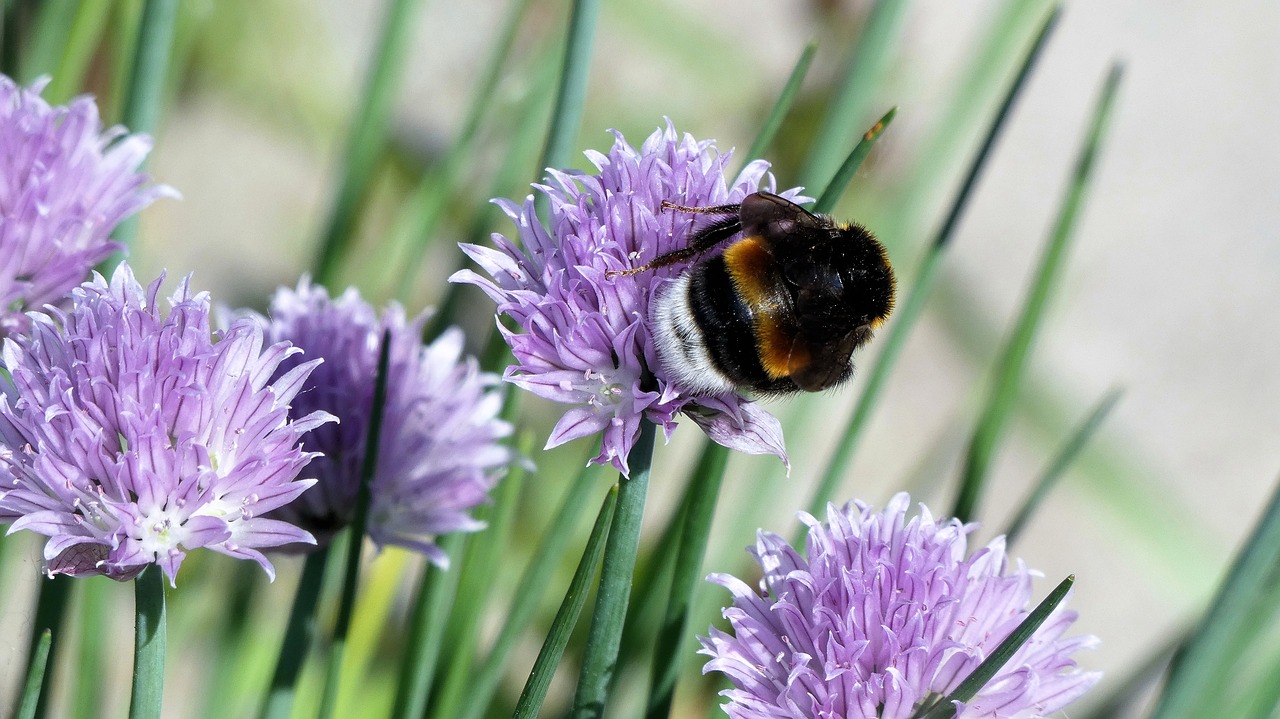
<box><xmin>453</xmin><ymin>122</ymin><xmax>795</xmax><ymax>475</ymax></box>
<box><xmin>701</xmin><ymin>494</ymin><xmax>1100</xmax><ymax>718</ymax></box>
<box><xmin>246</xmin><ymin>280</ymin><xmax>512</xmax><ymax>567</ymax></box>
<box><xmin>0</xmin><ymin>265</ymin><xmax>331</xmax><ymax>585</ymax></box>
<box><xmin>0</xmin><ymin>75</ymin><xmax>172</xmax><ymax>337</ymax></box>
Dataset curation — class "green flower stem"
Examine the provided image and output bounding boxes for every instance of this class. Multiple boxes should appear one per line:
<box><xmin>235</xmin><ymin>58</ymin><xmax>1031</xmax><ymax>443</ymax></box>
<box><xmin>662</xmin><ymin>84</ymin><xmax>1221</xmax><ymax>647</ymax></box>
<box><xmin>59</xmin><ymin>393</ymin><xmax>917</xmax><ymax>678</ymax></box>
<box><xmin>390</xmin><ymin>0</ymin><xmax>535</xmax><ymax>297</ymax></box>
<box><xmin>571</xmin><ymin>418</ymin><xmax>657</xmax><ymax>719</ymax></box>
<box><xmin>128</xmin><ymin>567</ymin><xmax>167</xmax><ymax>719</ymax></box>
<box><xmin>1149</xmin><ymin>477</ymin><xmax>1280</xmax><ymax>717</ymax></box>
<box><xmin>19</xmin><ymin>574</ymin><xmax>70</xmax><ymax>719</ymax></box>
<box><xmin>646</xmin><ymin>443</ymin><xmax>729</xmax><ymax>719</ymax></box>
<box><xmin>430</xmin><ymin>436</ymin><xmax>532</xmax><ymax>719</ymax></box>
<box><xmin>915</xmin><ymin>575</ymin><xmax>1076</xmax><ymax>719</ymax></box>
<box><xmin>15</xmin><ymin>629</ymin><xmax>51</xmax><ymax>719</ymax></box>
<box><xmin>74</xmin><ymin>578</ymin><xmax>108</xmax><ymax>718</ymax></box>
<box><xmin>1</xmin><ymin>1</ymin><xmax>22</xmax><ymax>77</ymax></box>
<box><xmin>883</xmin><ymin>0</ymin><xmax>1052</xmax><ymax>248</ymax></box>
<box><xmin>313</xmin><ymin>0</ymin><xmax>427</xmax><ymax>285</ymax></box>
<box><xmin>23</xmin><ymin>1</ymin><xmax>77</xmax><ymax>83</ymax></box>
<box><xmin>800</xmin><ymin>5</ymin><xmax>1062</xmax><ymax>528</ymax></box>
<box><xmin>539</xmin><ymin>0</ymin><xmax>600</xmax><ymax>174</ymax></box>
<box><xmin>741</xmin><ymin>40</ymin><xmax>818</xmax><ymax>167</ymax></box>
<box><xmin>513</xmin><ymin>485</ymin><xmax>619</xmax><ymax>719</ymax></box>
<box><xmin>798</xmin><ymin>0</ymin><xmax>909</xmax><ymax>189</ymax></box>
<box><xmin>319</xmin><ymin>330</ymin><xmax>393</xmax><ymax>719</ymax></box>
<box><xmin>390</xmin><ymin>532</ymin><xmax>466</xmax><ymax>719</ymax></box>
<box><xmin>259</xmin><ymin>548</ymin><xmax>329</xmax><ymax>719</ymax></box>
<box><xmin>1003</xmin><ymin>388</ymin><xmax>1122</xmax><ymax>545</ymax></box>
<box><xmin>452</xmin><ymin>463</ymin><xmax>601</xmax><ymax>719</ymax></box>
<box><xmin>953</xmin><ymin>61</ymin><xmax>1122</xmax><ymax>523</ymax></box>
<box><xmin>106</xmin><ymin>0</ymin><xmax>177</xmax><ymax>266</ymax></box>
<box><xmin>43</xmin><ymin>1</ymin><xmax>111</xmax><ymax>103</ymax></box>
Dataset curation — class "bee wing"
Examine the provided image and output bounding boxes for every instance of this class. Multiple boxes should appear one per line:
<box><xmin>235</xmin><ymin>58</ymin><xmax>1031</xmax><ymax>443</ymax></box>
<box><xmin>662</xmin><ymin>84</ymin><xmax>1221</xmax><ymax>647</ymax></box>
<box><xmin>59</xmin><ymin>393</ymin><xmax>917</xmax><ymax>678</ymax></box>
<box><xmin>738</xmin><ymin>192</ymin><xmax>826</xmax><ymax>241</ymax></box>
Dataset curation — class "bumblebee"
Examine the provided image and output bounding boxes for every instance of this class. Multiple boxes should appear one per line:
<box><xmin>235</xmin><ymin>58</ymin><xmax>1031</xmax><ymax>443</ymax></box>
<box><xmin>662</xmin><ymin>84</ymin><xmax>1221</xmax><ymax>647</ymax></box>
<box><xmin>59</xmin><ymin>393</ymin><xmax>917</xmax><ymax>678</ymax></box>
<box><xmin>613</xmin><ymin>192</ymin><xmax>895</xmax><ymax>395</ymax></box>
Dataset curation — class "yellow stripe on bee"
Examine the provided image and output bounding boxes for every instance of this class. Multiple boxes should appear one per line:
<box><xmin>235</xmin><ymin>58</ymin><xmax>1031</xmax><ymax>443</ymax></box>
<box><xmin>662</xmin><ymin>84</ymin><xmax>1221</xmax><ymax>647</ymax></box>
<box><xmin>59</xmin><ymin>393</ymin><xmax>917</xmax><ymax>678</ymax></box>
<box><xmin>721</xmin><ymin>238</ymin><xmax>809</xmax><ymax>380</ymax></box>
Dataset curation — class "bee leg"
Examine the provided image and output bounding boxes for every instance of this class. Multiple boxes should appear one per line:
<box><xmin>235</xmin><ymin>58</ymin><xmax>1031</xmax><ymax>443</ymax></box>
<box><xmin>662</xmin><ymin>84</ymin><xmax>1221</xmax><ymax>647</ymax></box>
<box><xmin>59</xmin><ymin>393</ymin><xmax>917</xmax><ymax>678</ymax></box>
<box><xmin>607</xmin><ymin>215</ymin><xmax>742</xmax><ymax>278</ymax></box>
<box><xmin>660</xmin><ymin>200</ymin><xmax>739</xmax><ymax>215</ymax></box>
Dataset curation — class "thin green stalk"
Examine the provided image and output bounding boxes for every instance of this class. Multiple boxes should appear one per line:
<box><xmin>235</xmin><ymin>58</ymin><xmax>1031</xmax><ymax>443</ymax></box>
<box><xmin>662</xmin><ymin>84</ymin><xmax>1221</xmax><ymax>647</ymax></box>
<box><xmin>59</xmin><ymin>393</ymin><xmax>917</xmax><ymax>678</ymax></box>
<box><xmin>1149</xmin><ymin>477</ymin><xmax>1280</xmax><ymax>717</ymax></box>
<box><xmin>452</xmin><ymin>463</ymin><xmax>600</xmax><ymax>719</ymax></box>
<box><xmin>203</xmin><ymin>561</ymin><xmax>260</xmax><ymax>719</ymax></box>
<box><xmin>800</xmin><ymin>5</ymin><xmax>1062</xmax><ymax>527</ymax></box>
<box><xmin>44</xmin><ymin>2</ymin><xmax>112</xmax><ymax>103</ymax></box>
<box><xmin>741</xmin><ymin>40</ymin><xmax>818</xmax><ymax>167</ymax></box>
<box><xmin>15</xmin><ymin>629</ymin><xmax>51</xmax><ymax>719</ymax></box>
<box><xmin>424</xmin><ymin>48</ymin><xmax>558</xmax><ymax>338</ymax></box>
<box><xmin>646</xmin><ymin>443</ymin><xmax>729</xmax><ymax>719</ymax></box>
<box><xmin>571</xmin><ymin>419</ymin><xmax>657</xmax><ymax>719</ymax></box>
<box><xmin>915</xmin><ymin>575</ymin><xmax>1075</xmax><ymax>719</ymax></box>
<box><xmin>539</xmin><ymin>0</ymin><xmax>600</xmax><ymax>174</ymax></box>
<box><xmin>953</xmin><ymin>61</ymin><xmax>1122</xmax><ymax>522</ymax></box>
<box><xmin>75</xmin><ymin>578</ymin><xmax>109</xmax><ymax>718</ymax></box>
<box><xmin>20</xmin><ymin>575</ymin><xmax>70</xmax><ymax>719</ymax></box>
<box><xmin>21</xmin><ymin>0</ymin><xmax>77</xmax><ymax>82</ymax></box>
<box><xmin>799</xmin><ymin>0</ymin><xmax>910</xmax><ymax>188</ymax></box>
<box><xmin>260</xmin><ymin>549</ymin><xmax>330</xmax><ymax>719</ymax></box>
<box><xmin>1</xmin><ymin>0</ymin><xmax>27</xmax><ymax>77</ymax></box>
<box><xmin>313</xmin><ymin>0</ymin><xmax>427</xmax><ymax>284</ymax></box>
<box><xmin>107</xmin><ymin>0</ymin><xmax>178</xmax><ymax>265</ymax></box>
<box><xmin>813</xmin><ymin>106</ymin><xmax>897</xmax><ymax>214</ymax></box>
<box><xmin>1245</xmin><ymin>645</ymin><xmax>1280</xmax><ymax>719</ymax></box>
<box><xmin>513</xmin><ymin>486</ymin><xmax>619</xmax><ymax>719</ymax></box>
<box><xmin>390</xmin><ymin>532</ymin><xmax>467</xmax><ymax>719</ymax></box>
<box><xmin>319</xmin><ymin>330</ymin><xmax>393</xmax><ymax>719</ymax></box>
<box><xmin>128</xmin><ymin>567</ymin><xmax>167</xmax><ymax>719</ymax></box>
<box><xmin>429</xmin><ymin>436</ymin><xmax>532</xmax><ymax>719</ymax></box>
<box><xmin>883</xmin><ymin>0</ymin><xmax>1051</xmax><ymax>249</ymax></box>
<box><xmin>391</xmin><ymin>0</ymin><xmax>535</xmax><ymax>297</ymax></box>
<box><xmin>1003</xmin><ymin>388</ymin><xmax>1122</xmax><ymax>545</ymax></box>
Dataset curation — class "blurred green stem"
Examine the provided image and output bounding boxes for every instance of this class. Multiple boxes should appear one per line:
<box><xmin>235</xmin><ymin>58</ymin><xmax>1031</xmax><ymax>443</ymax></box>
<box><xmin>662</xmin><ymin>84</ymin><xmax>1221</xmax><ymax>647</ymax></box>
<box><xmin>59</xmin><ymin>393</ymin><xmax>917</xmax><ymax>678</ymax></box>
<box><xmin>104</xmin><ymin>0</ymin><xmax>177</xmax><ymax>267</ymax></box>
<box><xmin>646</xmin><ymin>443</ymin><xmax>728</xmax><ymax>719</ymax></box>
<box><xmin>319</xmin><ymin>330</ymin><xmax>392</xmax><ymax>719</ymax></box>
<box><xmin>15</xmin><ymin>629</ymin><xmax>51</xmax><ymax>719</ymax></box>
<box><xmin>513</xmin><ymin>486</ymin><xmax>619</xmax><ymax>719</ymax></box>
<box><xmin>539</xmin><ymin>0</ymin><xmax>600</xmax><ymax>173</ymax></box>
<box><xmin>452</xmin><ymin>462</ymin><xmax>600</xmax><ymax>719</ymax></box>
<box><xmin>953</xmin><ymin>61</ymin><xmax>1122</xmax><ymax>522</ymax></box>
<box><xmin>20</xmin><ymin>575</ymin><xmax>70</xmax><ymax>719</ymax></box>
<box><xmin>799</xmin><ymin>0</ymin><xmax>909</xmax><ymax>189</ymax></box>
<box><xmin>801</xmin><ymin>5</ymin><xmax>1062</xmax><ymax>526</ymax></box>
<box><xmin>260</xmin><ymin>550</ymin><xmax>329</xmax><ymax>719</ymax></box>
<box><xmin>313</xmin><ymin>0</ymin><xmax>427</xmax><ymax>285</ymax></box>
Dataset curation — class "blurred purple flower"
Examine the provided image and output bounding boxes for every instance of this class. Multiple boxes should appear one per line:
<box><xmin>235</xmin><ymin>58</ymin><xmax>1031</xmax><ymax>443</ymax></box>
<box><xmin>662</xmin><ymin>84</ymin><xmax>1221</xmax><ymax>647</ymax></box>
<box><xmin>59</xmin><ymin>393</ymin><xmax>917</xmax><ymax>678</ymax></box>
<box><xmin>0</xmin><ymin>265</ymin><xmax>331</xmax><ymax>585</ymax></box>
<box><xmin>452</xmin><ymin>121</ymin><xmax>797</xmax><ymax>475</ymax></box>
<box><xmin>701</xmin><ymin>493</ymin><xmax>1100</xmax><ymax>718</ymax></box>
<box><xmin>245</xmin><ymin>280</ymin><xmax>512</xmax><ymax>567</ymax></box>
<box><xmin>0</xmin><ymin>75</ymin><xmax>173</xmax><ymax>337</ymax></box>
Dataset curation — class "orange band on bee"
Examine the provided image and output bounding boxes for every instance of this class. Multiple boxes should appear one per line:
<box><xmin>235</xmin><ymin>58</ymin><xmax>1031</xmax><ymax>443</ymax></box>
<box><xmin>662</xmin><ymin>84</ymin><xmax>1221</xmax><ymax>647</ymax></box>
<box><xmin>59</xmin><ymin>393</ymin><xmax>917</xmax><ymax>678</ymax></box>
<box><xmin>722</xmin><ymin>238</ymin><xmax>809</xmax><ymax>380</ymax></box>
<box><xmin>757</xmin><ymin>320</ymin><xmax>810</xmax><ymax>379</ymax></box>
<box><xmin>720</xmin><ymin>238</ymin><xmax>773</xmax><ymax>305</ymax></box>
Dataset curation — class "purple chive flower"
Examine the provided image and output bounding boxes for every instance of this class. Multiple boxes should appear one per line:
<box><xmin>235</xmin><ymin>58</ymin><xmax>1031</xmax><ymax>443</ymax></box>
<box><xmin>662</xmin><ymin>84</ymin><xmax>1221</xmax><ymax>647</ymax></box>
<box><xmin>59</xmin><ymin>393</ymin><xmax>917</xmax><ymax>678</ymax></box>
<box><xmin>0</xmin><ymin>264</ymin><xmax>332</xmax><ymax>585</ymax></box>
<box><xmin>0</xmin><ymin>75</ymin><xmax>173</xmax><ymax>337</ymax></box>
<box><xmin>245</xmin><ymin>280</ymin><xmax>512</xmax><ymax>567</ymax></box>
<box><xmin>452</xmin><ymin>121</ymin><xmax>798</xmax><ymax>475</ymax></box>
<box><xmin>701</xmin><ymin>493</ymin><xmax>1101</xmax><ymax>718</ymax></box>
